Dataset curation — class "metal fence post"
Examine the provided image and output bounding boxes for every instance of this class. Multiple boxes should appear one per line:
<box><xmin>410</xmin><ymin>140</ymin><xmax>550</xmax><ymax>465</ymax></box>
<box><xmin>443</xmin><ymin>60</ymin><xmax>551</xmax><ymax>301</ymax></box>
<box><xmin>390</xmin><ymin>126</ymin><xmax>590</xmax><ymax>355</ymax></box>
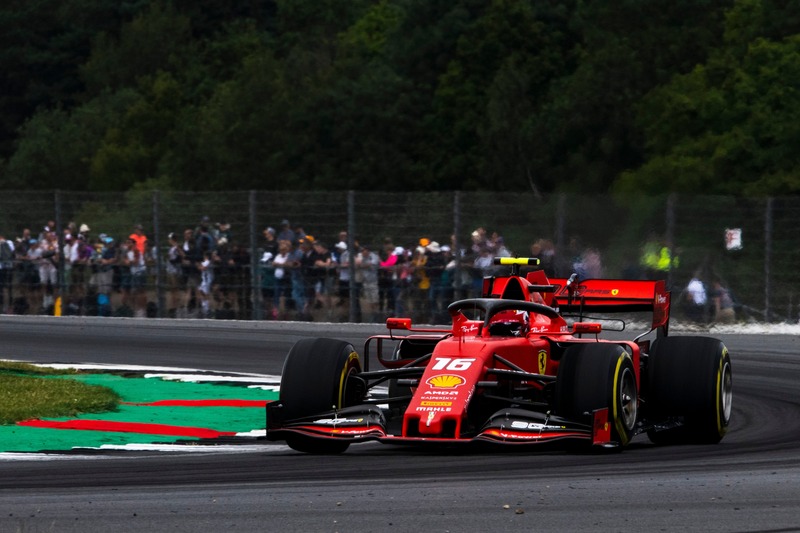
<box><xmin>764</xmin><ymin>197</ymin><xmax>773</xmax><ymax>322</ymax></box>
<box><xmin>55</xmin><ymin>190</ymin><xmax>64</xmax><ymax>315</ymax></box>
<box><xmin>347</xmin><ymin>190</ymin><xmax>357</xmax><ymax>323</ymax></box>
<box><xmin>153</xmin><ymin>190</ymin><xmax>164</xmax><ymax>318</ymax></box>
<box><xmin>250</xmin><ymin>190</ymin><xmax>261</xmax><ymax>321</ymax></box>
<box><xmin>666</xmin><ymin>193</ymin><xmax>676</xmax><ymax>290</ymax></box>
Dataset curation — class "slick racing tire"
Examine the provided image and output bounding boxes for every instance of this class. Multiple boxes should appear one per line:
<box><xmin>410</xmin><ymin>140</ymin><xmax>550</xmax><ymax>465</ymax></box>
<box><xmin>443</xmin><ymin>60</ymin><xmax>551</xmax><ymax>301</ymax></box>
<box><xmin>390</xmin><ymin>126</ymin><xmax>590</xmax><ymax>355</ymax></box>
<box><xmin>555</xmin><ymin>344</ymin><xmax>638</xmax><ymax>447</ymax></box>
<box><xmin>279</xmin><ymin>338</ymin><xmax>364</xmax><ymax>454</ymax></box>
<box><xmin>645</xmin><ymin>336</ymin><xmax>732</xmax><ymax>445</ymax></box>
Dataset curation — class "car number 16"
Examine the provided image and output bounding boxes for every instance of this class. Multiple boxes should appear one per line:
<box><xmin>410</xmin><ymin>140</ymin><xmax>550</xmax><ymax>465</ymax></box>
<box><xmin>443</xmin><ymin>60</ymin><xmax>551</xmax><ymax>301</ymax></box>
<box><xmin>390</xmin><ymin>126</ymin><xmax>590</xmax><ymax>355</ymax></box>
<box><xmin>431</xmin><ymin>357</ymin><xmax>476</xmax><ymax>371</ymax></box>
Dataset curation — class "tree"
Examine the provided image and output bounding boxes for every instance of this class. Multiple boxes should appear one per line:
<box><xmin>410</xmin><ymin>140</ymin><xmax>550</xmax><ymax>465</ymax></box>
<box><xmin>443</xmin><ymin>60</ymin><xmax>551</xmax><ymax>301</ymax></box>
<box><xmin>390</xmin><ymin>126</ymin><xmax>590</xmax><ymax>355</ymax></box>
<box><xmin>0</xmin><ymin>0</ymin><xmax>145</xmax><ymax>161</ymax></box>
<box><xmin>615</xmin><ymin>0</ymin><xmax>800</xmax><ymax>195</ymax></box>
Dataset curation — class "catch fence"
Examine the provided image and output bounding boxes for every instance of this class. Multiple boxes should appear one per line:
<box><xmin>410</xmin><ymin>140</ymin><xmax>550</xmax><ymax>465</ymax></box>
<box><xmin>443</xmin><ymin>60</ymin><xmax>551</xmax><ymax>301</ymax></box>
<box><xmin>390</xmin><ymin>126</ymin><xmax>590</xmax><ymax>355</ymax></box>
<box><xmin>0</xmin><ymin>191</ymin><xmax>794</xmax><ymax>324</ymax></box>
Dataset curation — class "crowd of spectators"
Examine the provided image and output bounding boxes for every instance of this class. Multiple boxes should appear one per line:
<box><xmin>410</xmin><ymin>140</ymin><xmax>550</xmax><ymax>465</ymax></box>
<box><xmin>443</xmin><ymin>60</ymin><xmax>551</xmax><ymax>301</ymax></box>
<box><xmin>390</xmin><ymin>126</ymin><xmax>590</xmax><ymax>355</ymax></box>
<box><xmin>1</xmin><ymin>217</ymin><xmax>576</xmax><ymax>323</ymax></box>
<box><xmin>0</xmin><ymin>217</ymin><xmax>251</xmax><ymax>319</ymax></box>
<box><xmin>256</xmin><ymin>222</ymin><xmax>558</xmax><ymax>324</ymax></box>
<box><xmin>6</xmin><ymin>217</ymin><xmax>729</xmax><ymax>324</ymax></box>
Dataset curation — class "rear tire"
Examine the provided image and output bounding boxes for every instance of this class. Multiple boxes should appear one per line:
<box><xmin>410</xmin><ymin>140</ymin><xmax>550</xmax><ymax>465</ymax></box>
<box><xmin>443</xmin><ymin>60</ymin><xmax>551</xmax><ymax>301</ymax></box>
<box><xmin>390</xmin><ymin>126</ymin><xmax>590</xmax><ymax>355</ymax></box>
<box><xmin>646</xmin><ymin>336</ymin><xmax>732</xmax><ymax>444</ymax></box>
<box><xmin>279</xmin><ymin>338</ymin><xmax>363</xmax><ymax>453</ymax></box>
<box><xmin>556</xmin><ymin>344</ymin><xmax>638</xmax><ymax>447</ymax></box>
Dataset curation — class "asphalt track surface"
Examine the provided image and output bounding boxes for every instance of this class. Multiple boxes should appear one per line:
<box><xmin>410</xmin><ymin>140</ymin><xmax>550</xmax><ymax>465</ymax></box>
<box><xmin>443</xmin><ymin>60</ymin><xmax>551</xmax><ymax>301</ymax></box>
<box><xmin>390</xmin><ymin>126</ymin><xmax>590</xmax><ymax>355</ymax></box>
<box><xmin>1</xmin><ymin>316</ymin><xmax>799</xmax><ymax>532</ymax></box>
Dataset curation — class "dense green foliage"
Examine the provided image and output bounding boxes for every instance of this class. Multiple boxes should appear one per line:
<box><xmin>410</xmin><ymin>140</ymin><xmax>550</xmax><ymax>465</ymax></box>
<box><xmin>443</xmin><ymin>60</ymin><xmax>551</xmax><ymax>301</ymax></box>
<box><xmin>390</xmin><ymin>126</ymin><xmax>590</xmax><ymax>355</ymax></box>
<box><xmin>1</xmin><ymin>0</ymin><xmax>798</xmax><ymax>194</ymax></box>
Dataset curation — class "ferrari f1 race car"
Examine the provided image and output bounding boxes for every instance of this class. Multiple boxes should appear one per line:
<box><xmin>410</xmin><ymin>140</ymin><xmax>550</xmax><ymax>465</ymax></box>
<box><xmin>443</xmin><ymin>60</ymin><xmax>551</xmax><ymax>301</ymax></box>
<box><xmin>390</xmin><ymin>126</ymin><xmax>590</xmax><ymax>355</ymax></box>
<box><xmin>267</xmin><ymin>257</ymin><xmax>733</xmax><ymax>453</ymax></box>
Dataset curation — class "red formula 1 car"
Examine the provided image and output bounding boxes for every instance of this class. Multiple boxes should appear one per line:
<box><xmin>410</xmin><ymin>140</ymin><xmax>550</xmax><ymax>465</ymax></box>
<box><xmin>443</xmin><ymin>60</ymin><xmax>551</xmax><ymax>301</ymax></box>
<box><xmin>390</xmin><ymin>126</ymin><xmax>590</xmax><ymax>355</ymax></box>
<box><xmin>267</xmin><ymin>258</ymin><xmax>733</xmax><ymax>453</ymax></box>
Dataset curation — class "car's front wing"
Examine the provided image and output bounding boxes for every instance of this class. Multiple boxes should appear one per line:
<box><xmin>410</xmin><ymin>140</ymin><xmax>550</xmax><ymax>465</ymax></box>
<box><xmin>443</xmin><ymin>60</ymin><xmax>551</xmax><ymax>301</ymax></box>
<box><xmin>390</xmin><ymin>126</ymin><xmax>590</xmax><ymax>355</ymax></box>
<box><xmin>266</xmin><ymin>404</ymin><xmax>617</xmax><ymax>448</ymax></box>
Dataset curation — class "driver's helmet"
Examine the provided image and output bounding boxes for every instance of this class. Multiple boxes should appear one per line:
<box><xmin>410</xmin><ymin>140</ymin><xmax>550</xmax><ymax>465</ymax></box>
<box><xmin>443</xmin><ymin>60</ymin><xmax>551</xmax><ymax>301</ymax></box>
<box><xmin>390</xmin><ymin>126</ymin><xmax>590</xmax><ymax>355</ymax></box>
<box><xmin>488</xmin><ymin>309</ymin><xmax>530</xmax><ymax>337</ymax></box>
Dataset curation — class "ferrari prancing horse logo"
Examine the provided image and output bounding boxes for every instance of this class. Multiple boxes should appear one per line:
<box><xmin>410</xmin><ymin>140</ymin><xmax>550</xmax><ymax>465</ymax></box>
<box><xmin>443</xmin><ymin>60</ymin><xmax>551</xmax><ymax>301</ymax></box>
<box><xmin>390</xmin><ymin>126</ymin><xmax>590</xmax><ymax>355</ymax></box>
<box><xmin>538</xmin><ymin>350</ymin><xmax>547</xmax><ymax>374</ymax></box>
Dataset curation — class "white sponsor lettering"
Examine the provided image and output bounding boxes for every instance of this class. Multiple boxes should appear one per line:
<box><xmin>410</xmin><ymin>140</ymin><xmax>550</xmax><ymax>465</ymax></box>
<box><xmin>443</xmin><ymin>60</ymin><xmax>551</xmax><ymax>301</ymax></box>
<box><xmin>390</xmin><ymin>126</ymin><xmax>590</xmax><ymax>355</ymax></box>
<box><xmin>461</xmin><ymin>323</ymin><xmax>480</xmax><ymax>334</ymax></box>
<box><xmin>313</xmin><ymin>418</ymin><xmax>364</xmax><ymax>425</ymax></box>
<box><xmin>510</xmin><ymin>421</ymin><xmax>566</xmax><ymax>430</ymax></box>
<box><xmin>426</xmin><ymin>390</ymin><xmax>459</xmax><ymax>396</ymax></box>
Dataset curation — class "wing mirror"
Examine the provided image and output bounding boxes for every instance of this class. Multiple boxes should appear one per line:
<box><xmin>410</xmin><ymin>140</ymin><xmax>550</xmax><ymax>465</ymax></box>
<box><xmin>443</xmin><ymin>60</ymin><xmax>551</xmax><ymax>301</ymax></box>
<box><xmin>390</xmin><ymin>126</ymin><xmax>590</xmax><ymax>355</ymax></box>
<box><xmin>572</xmin><ymin>322</ymin><xmax>602</xmax><ymax>334</ymax></box>
<box><xmin>386</xmin><ymin>318</ymin><xmax>412</xmax><ymax>330</ymax></box>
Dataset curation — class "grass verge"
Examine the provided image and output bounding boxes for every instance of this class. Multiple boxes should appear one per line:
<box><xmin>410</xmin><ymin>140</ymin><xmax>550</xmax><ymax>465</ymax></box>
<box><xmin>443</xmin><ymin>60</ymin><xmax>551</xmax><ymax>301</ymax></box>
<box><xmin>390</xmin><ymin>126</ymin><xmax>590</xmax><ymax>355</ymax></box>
<box><xmin>0</xmin><ymin>361</ymin><xmax>121</xmax><ymax>424</ymax></box>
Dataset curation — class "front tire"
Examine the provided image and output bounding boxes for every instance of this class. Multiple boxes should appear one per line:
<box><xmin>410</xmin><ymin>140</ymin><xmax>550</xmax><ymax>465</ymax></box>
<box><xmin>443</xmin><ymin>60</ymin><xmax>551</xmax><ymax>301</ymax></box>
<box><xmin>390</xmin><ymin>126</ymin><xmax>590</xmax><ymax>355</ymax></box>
<box><xmin>278</xmin><ymin>338</ymin><xmax>363</xmax><ymax>453</ymax></box>
<box><xmin>556</xmin><ymin>344</ymin><xmax>638</xmax><ymax>447</ymax></box>
<box><xmin>646</xmin><ymin>336</ymin><xmax>732</xmax><ymax>444</ymax></box>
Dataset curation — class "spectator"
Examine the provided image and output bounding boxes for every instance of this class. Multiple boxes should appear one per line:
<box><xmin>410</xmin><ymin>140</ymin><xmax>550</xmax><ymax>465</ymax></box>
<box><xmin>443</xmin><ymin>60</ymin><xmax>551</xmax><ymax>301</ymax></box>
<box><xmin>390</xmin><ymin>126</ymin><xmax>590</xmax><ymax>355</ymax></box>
<box><xmin>262</xmin><ymin>227</ymin><xmax>278</xmax><ymax>257</ymax></box>
<box><xmin>529</xmin><ymin>239</ymin><xmax>556</xmax><ymax>277</ymax></box>
<box><xmin>38</xmin><ymin>221</ymin><xmax>55</xmax><ymax>243</ymax></box>
<box><xmin>24</xmin><ymin>239</ymin><xmax>42</xmax><ymax>313</ymax></box>
<box><xmin>334</xmin><ymin>241</ymin><xmax>351</xmax><ymax>310</ymax></box>
<box><xmin>260</xmin><ymin>227</ymin><xmax>280</xmax><ymax>317</ymax></box>
<box><xmin>490</xmin><ymin>232</ymin><xmax>512</xmax><ymax>257</ymax></box>
<box><xmin>79</xmin><ymin>223</ymin><xmax>91</xmax><ymax>241</ymax></box>
<box><xmin>213</xmin><ymin>237</ymin><xmax>236</xmax><ymax>319</ymax></box>
<box><xmin>334</xmin><ymin>230</ymin><xmax>348</xmax><ymax>254</ymax></box>
<box><xmin>289</xmin><ymin>236</ymin><xmax>311</xmax><ymax>318</ymax></box>
<box><xmin>355</xmin><ymin>243</ymin><xmax>380</xmax><ymax>322</ymax></box>
<box><xmin>129</xmin><ymin>224</ymin><xmax>148</xmax><ymax>255</ymax></box>
<box><xmin>62</xmin><ymin>234</ymin><xmax>76</xmax><ymax>301</ymax></box>
<box><xmin>95</xmin><ymin>234</ymin><xmax>117</xmax><ymax>317</ymax></box>
<box><xmin>574</xmin><ymin>247</ymin><xmax>604</xmax><ymax>279</ymax></box>
<box><xmin>392</xmin><ymin>246</ymin><xmax>409</xmax><ymax>316</ymax></box>
<box><xmin>37</xmin><ymin>230</ymin><xmax>59</xmax><ymax>313</ymax></box>
<box><xmin>13</xmin><ymin>230</ymin><xmax>36</xmax><ymax>314</ymax></box>
<box><xmin>165</xmin><ymin>232</ymin><xmax>183</xmax><ymax>318</ymax></box>
<box><xmin>293</xmin><ymin>224</ymin><xmax>308</xmax><ymax>244</ymax></box>
<box><xmin>640</xmin><ymin>234</ymin><xmax>678</xmax><ymax>281</ymax></box>
<box><xmin>450</xmin><ymin>234</ymin><xmax>472</xmax><ymax>300</ymax></box>
<box><xmin>410</xmin><ymin>242</ymin><xmax>430</xmax><ymax>322</ymax></box>
<box><xmin>69</xmin><ymin>234</ymin><xmax>93</xmax><ymax>312</ymax></box>
<box><xmin>276</xmin><ymin>219</ymin><xmax>295</xmax><ymax>244</ymax></box>
<box><xmin>684</xmin><ymin>270</ymin><xmax>707</xmax><ymax>323</ymax></box>
<box><xmin>124</xmin><ymin>237</ymin><xmax>148</xmax><ymax>318</ymax></box>
<box><xmin>115</xmin><ymin>238</ymin><xmax>132</xmax><ymax>314</ymax></box>
<box><xmin>196</xmin><ymin>249</ymin><xmax>214</xmax><ymax>318</ymax></box>
<box><xmin>309</xmin><ymin>240</ymin><xmax>332</xmax><ymax>311</ymax></box>
<box><xmin>180</xmin><ymin>229</ymin><xmax>201</xmax><ymax>317</ymax></box>
<box><xmin>271</xmin><ymin>240</ymin><xmax>293</xmax><ymax>319</ymax></box>
<box><xmin>711</xmin><ymin>277</ymin><xmax>736</xmax><ymax>324</ymax></box>
<box><xmin>378</xmin><ymin>237</ymin><xmax>399</xmax><ymax>315</ymax></box>
<box><xmin>425</xmin><ymin>241</ymin><xmax>446</xmax><ymax>322</ymax></box>
<box><xmin>0</xmin><ymin>233</ymin><xmax>15</xmax><ymax>313</ymax></box>
<box><xmin>216</xmin><ymin>221</ymin><xmax>232</xmax><ymax>244</ymax></box>
<box><xmin>260</xmin><ymin>239</ymin><xmax>277</xmax><ymax>320</ymax></box>
<box><xmin>470</xmin><ymin>228</ymin><xmax>488</xmax><ymax>255</ymax></box>
<box><xmin>195</xmin><ymin>221</ymin><xmax>215</xmax><ymax>256</ymax></box>
<box><xmin>439</xmin><ymin>245</ymin><xmax>455</xmax><ymax>308</ymax></box>
<box><xmin>473</xmin><ymin>245</ymin><xmax>494</xmax><ymax>292</ymax></box>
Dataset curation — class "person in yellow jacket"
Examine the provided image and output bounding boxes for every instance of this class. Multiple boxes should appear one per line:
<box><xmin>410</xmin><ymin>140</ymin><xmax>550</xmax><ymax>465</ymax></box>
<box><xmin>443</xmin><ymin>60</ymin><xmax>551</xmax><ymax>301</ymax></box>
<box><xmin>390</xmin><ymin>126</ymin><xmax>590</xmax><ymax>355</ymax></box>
<box><xmin>640</xmin><ymin>236</ymin><xmax>679</xmax><ymax>280</ymax></box>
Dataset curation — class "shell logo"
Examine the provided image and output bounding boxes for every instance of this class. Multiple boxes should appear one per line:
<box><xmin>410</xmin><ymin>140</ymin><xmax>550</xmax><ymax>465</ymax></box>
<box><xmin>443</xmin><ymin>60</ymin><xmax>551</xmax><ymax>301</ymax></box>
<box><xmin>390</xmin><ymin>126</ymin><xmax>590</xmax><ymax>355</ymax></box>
<box><xmin>426</xmin><ymin>374</ymin><xmax>466</xmax><ymax>388</ymax></box>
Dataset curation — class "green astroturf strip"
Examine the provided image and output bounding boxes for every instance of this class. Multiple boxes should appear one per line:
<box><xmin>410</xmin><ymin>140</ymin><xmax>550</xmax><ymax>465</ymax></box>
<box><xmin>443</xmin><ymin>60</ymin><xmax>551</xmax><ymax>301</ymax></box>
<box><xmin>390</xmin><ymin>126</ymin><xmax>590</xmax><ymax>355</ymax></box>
<box><xmin>62</xmin><ymin>374</ymin><xmax>276</xmax><ymax>404</ymax></box>
<box><xmin>0</xmin><ymin>374</ymin><xmax>279</xmax><ymax>453</ymax></box>
<box><xmin>0</xmin><ymin>425</ymin><xmax>187</xmax><ymax>452</ymax></box>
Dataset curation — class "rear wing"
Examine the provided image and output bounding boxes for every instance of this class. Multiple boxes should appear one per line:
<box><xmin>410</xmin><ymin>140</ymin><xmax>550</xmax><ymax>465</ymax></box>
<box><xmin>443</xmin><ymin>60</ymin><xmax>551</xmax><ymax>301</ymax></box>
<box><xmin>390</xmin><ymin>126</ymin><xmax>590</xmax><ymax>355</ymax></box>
<box><xmin>547</xmin><ymin>277</ymin><xmax>670</xmax><ymax>332</ymax></box>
